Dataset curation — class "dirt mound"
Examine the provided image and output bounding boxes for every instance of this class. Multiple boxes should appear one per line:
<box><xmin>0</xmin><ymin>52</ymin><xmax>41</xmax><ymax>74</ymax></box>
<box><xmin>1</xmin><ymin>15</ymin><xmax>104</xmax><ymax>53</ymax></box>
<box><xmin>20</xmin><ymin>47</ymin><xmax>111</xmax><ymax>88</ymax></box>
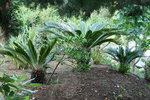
<box><xmin>31</xmin><ymin>66</ymin><xmax>150</xmax><ymax>100</ymax></box>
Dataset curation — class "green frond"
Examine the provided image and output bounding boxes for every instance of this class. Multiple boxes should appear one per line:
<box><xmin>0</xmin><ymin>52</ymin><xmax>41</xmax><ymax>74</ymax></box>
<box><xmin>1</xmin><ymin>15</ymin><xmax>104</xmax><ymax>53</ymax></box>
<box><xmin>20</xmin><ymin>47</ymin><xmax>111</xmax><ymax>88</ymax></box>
<box><xmin>28</xmin><ymin>40</ymin><xmax>37</xmax><ymax>64</ymax></box>
<box><xmin>0</xmin><ymin>50</ymin><xmax>28</xmax><ymax>65</ymax></box>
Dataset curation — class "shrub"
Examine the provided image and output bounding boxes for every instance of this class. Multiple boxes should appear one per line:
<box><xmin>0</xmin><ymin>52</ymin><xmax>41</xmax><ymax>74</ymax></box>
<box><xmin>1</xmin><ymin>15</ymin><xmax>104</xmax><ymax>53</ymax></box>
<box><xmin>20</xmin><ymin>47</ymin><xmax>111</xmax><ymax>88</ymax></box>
<box><xmin>64</xmin><ymin>47</ymin><xmax>91</xmax><ymax>71</ymax></box>
<box><xmin>9</xmin><ymin>5</ymin><xmax>62</xmax><ymax>41</ymax></box>
<box><xmin>113</xmin><ymin>5</ymin><xmax>150</xmax><ymax>49</ymax></box>
<box><xmin>106</xmin><ymin>46</ymin><xmax>143</xmax><ymax>73</ymax></box>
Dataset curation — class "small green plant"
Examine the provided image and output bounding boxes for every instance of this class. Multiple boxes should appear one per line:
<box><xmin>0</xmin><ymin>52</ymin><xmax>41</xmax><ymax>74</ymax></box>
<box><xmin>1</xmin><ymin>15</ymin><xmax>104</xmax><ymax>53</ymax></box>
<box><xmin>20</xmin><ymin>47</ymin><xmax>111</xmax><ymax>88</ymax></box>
<box><xmin>0</xmin><ymin>39</ymin><xmax>57</xmax><ymax>83</ymax></box>
<box><xmin>120</xmin><ymin>86</ymin><xmax>127</xmax><ymax>91</ymax></box>
<box><xmin>50</xmin><ymin>79</ymin><xmax>61</xmax><ymax>84</ymax></box>
<box><xmin>106</xmin><ymin>46</ymin><xmax>143</xmax><ymax>74</ymax></box>
<box><xmin>139</xmin><ymin>92</ymin><xmax>144</xmax><ymax>97</ymax></box>
<box><xmin>115</xmin><ymin>94</ymin><xmax>124</xmax><ymax>100</ymax></box>
<box><xmin>0</xmin><ymin>73</ymin><xmax>41</xmax><ymax>100</ymax></box>
<box><xmin>64</xmin><ymin>47</ymin><xmax>91</xmax><ymax>71</ymax></box>
<box><xmin>42</xmin><ymin>21</ymin><xmax>121</xmax><ymax>71</ymax></box>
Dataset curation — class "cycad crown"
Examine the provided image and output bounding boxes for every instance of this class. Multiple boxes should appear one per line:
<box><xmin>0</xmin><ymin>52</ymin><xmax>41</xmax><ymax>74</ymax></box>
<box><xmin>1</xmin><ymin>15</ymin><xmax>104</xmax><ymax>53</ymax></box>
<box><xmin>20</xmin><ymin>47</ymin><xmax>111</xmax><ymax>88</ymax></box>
<box><xmin>106</xmin><ymin>46</ymin><xmax>143</xmax><ymax>65</ymax></box>
<box><xmin>42</xmin><ymin>21</ymin><xmax>121</xmax><ymax>50</ymax></box>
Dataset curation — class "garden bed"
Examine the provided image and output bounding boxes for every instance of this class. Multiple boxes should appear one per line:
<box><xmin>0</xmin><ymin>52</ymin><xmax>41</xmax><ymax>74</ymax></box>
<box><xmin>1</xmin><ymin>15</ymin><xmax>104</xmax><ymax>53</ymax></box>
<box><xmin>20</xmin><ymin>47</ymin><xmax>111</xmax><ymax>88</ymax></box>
<box><xmin>0</xmin><ymin>60</ymin><xmax>150</xmax><ymax>100</ymax></box>
<box><xmin>30</xmin><ymin>65</ymin><xmax>150</xmax><ymax>100</ymax></box>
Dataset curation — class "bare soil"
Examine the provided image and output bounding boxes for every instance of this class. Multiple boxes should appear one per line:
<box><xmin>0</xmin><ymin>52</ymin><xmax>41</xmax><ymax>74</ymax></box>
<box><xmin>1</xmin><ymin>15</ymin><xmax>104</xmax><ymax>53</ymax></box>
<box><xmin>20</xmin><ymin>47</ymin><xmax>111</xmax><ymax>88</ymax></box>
<box><xmin>30</xmin><ymin>65</ymin><xmax>150</xmax><ymax>100</ymax></box>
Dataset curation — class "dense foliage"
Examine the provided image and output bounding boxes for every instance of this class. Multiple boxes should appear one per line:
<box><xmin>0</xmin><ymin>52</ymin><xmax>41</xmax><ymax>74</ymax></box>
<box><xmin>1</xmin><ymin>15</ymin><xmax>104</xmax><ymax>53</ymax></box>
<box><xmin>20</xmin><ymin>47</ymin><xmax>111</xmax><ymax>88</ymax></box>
<box><xmin>114</xmin><ymin>5</ymin><xmax>150</xmax><ymax>50</ymax></box>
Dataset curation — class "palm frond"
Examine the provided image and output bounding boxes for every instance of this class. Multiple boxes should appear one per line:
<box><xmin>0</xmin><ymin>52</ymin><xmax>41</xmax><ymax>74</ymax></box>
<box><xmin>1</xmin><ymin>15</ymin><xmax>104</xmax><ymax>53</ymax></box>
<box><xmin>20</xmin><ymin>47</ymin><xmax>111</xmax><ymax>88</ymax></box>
<box><xmin>80</xmin><ymin>22</ymin><xmax>87</xmax><ymax>37</ymax></box>
<box><xmin>0</xmin><ymin>49</ymin><xmax>28</xmax><ymax>65</ymax></box>
<box><xmin>28</xmin><ymin>40</ymin><xmax>37</xmax><ymax>64</ymax></box>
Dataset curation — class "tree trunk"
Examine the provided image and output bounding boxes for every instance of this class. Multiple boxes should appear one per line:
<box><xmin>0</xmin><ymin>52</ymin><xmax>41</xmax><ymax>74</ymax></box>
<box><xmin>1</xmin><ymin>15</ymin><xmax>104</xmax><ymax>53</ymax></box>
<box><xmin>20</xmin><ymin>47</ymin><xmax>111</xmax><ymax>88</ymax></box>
<box><xmin>31</xmin><ymin>69</ymin><xmax>46</xmax><ymax>83</ymax></box>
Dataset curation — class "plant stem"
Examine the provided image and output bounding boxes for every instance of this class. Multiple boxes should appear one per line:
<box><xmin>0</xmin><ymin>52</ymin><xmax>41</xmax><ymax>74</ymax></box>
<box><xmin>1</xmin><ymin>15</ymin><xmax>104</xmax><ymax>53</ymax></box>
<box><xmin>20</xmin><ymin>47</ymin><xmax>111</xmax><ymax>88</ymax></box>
<box><xmin>46</xmin><ymin>54</ymin><xmax>65</xmax><ymax>84</ymax></box>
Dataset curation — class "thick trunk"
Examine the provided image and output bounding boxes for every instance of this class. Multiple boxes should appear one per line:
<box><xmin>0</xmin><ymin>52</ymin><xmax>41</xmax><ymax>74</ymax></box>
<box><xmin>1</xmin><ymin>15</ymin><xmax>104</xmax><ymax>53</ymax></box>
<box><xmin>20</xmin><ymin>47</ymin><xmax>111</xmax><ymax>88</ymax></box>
<box><xmin>31</xmin><ymin>69</ymin><xmax>46</xmax><ymax>83</ymax></box>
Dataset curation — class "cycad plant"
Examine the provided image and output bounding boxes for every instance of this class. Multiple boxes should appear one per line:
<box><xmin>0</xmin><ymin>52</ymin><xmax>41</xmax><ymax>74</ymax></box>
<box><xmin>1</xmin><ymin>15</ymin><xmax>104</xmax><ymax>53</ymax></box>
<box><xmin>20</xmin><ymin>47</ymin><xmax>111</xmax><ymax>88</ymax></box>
<box><xmin>106</xmin><ymin>46</ymin><xmax>143</xmax><ymax>73</ymax></box>
<box><xmin>42</xmin><ymin>21</ymin><xmax>121</xmax><ymax>71</ymax></box>
<box><xmin>0</xmin><ymin>39</ymin><xmax>57</xmax><ymax>83</ymax></box>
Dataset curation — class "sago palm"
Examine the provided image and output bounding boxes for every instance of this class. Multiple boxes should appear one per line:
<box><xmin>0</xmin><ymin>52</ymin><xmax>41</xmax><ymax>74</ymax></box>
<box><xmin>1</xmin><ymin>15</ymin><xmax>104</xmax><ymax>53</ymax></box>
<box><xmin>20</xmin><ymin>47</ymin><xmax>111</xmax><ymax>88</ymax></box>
<box><xmin>0</xmin><ymin>39</ymin><xmax>57</xmax><ymax>83</ymax></box>
<box><xmin>41</xmin><ymin>21</ymin><xmax>121</xmax><ymax>71</ymax></box>
<box><xmin>42</xmin><ymin>21</ymin><xmax>121</xmax><ymax>50</ymax></box>
<box><xmin>106</xmin><ymin>46</ymin><xmax>143</xmax><ymax>73</ymax></box>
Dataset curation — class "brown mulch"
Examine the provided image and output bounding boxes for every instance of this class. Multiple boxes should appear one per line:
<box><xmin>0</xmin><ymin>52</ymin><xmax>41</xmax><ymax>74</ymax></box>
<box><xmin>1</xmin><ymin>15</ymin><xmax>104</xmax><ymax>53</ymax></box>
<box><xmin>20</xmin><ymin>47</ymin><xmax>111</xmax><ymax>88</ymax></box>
<box><xmin>31</xmin><ymin>66</ymin><xmax>150</xmax><ymax>100</ymax></box>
